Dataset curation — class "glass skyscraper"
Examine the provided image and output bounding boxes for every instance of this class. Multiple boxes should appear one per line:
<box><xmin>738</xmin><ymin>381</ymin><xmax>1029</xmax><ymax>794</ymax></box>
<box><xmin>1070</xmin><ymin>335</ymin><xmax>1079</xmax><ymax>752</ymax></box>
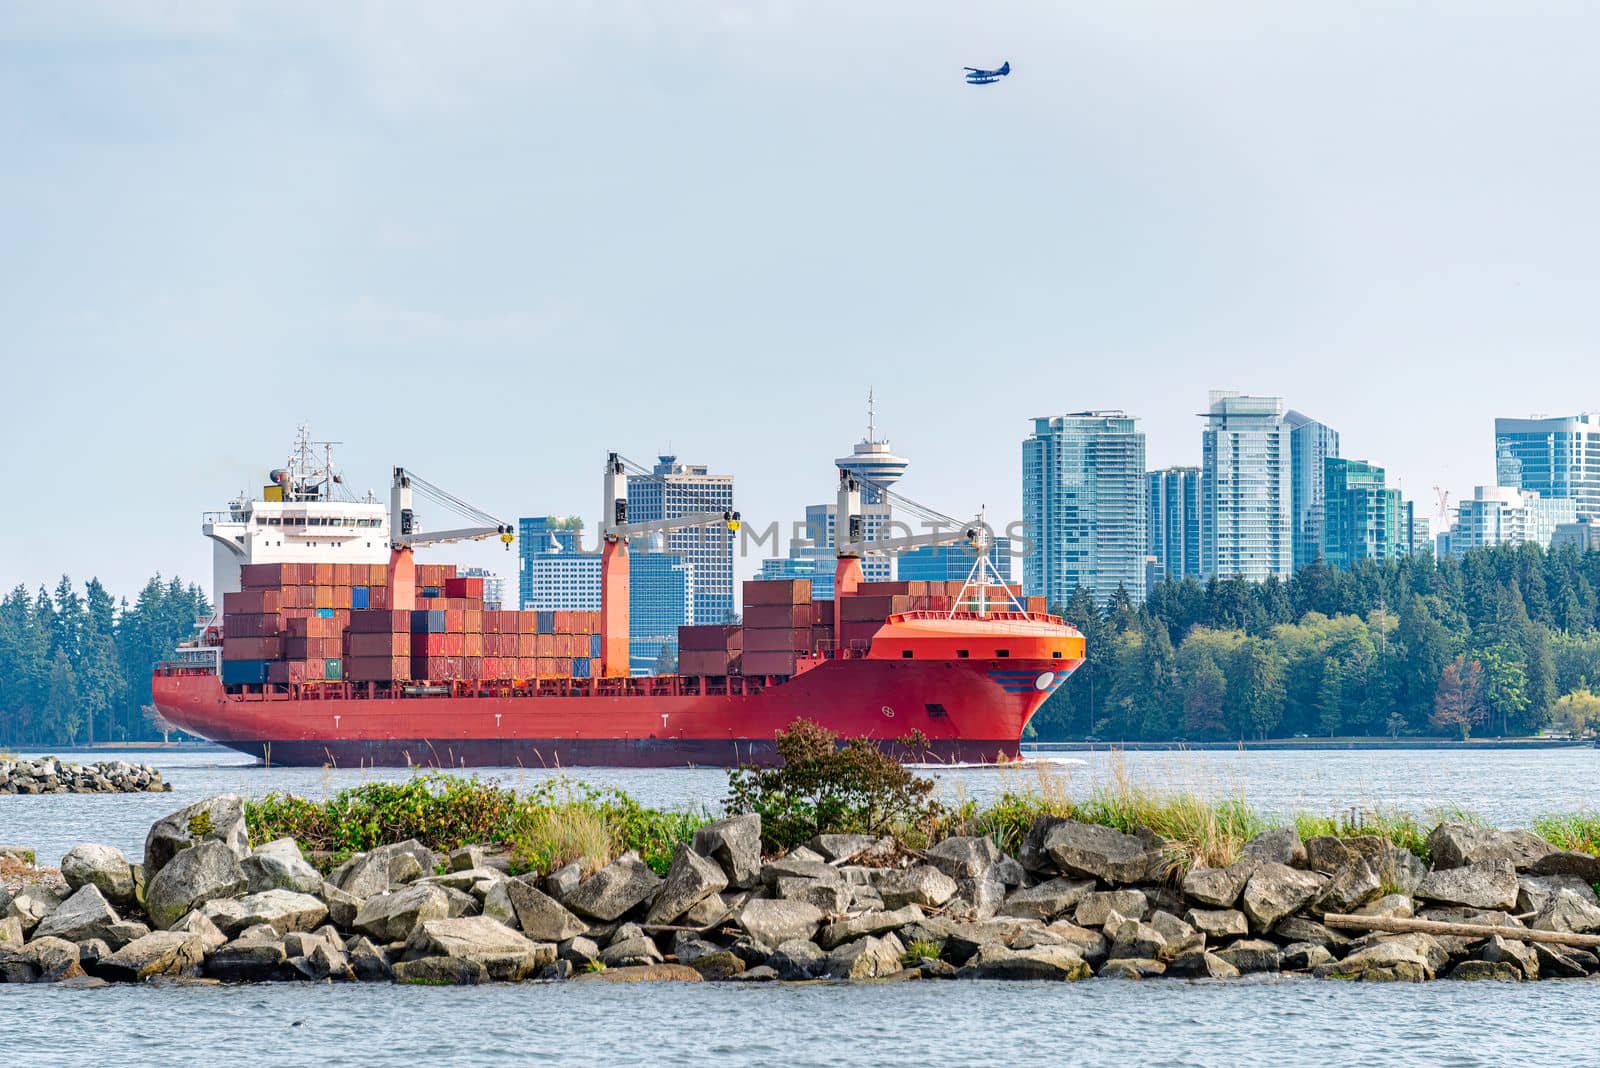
<box><xmin>1023</xmin><ymin>412</ymin><xmax>1147</xmax><ymax>608</ymax></box>
<box><xmin>897</xmin><ymin>539</ymin><xmax>1015</xmax><ymax>584</ymax></box>
<box><xmin>1495</xmin><ymin>413</ymin><xmax>1600</xmax><ymax>521</ymax></box>
<box><xmin>1146</xmin><ymin>467</ymin><xmax>1202</xmax><ymax>582</ymax></box>
<box><xmin>629</xmin><ymin>550</ymin><xmax>694</xmax><ymax>675</ymax></box>
<box><xmin>1286</xmin><ymin>410</ymin><xmax>1340</xmax><ymax>569</ymax></box>
<box><xmin>1201</xmin><ymin>392</ymin><xmax>1293</xmax><ymax>581</ymax></box>
<box><xmin>1322</xmin><ymin>458</ymin><xmax>1406</xmax><ymax>569</ymax></box>
<box><xmin>627</xmin><ymin>456</ymin><xmax>736</xmax><ymax>624</ymax></box>
<box><xmin>517</xmin><ymin>515</ymin><xmax>596</xmax><ymax>610</ymax></box>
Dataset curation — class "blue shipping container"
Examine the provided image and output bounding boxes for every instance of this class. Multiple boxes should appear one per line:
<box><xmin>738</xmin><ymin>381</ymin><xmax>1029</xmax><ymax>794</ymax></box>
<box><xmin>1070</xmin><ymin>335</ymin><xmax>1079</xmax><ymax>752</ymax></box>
<box><xmin>221</xmin><ymin>659</ymin><xmax>270</xmax><ymax>686</ymax></box>
<box><xmin>317</xmin><ymin>608</ymin><xmax>336</xmax><ymax>619</ymax></box>
<box><xmin>536</xmin><ymin>611</ymin><xmax>555</xmax><ymax>633</ymax></box>
<box><xmin>352</xmin><ymin>586</ymin><xmax>370</xmax><ymax>610</ymax></box>
<box><xmin>421</xmin><ymin>586</ymin><xmax>443</xmax><ymax>599</ymax></box>
<box><xmin>571</xmin><ymin>657</ymin><xmax>592</xmax><ymax>679</ymax></box>
<box><xmin>588</xmin><ymin>633</ymin><xmax>602</xmax><ymax>658</ymax></box>
<box><xmin>410</xmin><ymin>609</ymin><xmax>447</xmax><ymax>633</ymax></box>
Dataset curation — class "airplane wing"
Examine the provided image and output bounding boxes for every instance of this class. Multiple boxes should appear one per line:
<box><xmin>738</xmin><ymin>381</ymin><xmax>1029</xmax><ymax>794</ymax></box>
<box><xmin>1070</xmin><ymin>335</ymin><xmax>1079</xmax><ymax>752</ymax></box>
<box><xmin>965</xmin><ymin>66</ymin><xmax>994</xmax><ymax>75</ymax></box>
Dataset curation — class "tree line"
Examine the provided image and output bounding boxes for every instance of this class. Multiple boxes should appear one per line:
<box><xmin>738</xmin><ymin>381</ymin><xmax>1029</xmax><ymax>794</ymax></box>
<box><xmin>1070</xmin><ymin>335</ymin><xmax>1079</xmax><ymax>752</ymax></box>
<box><xmin>0</xmin><ymin>576</ymin><xmax>210</xmax><ymax>747</ymax></box>
<box><xmin>1034</xmin><ymin>543</ymin><xmax>1600</xmax><ymax>742</ymax></box>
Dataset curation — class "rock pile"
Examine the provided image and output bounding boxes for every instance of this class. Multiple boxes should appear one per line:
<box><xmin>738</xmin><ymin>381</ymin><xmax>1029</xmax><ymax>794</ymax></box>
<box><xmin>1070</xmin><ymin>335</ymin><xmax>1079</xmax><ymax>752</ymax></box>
<box><xmin>0</xmin><ymin>757</ymin><xmax>169</xmax><ymax>794</ymax></box>
<box><xmin>4</xmin><ymin>797</ymin><xmax>1600</xmax><ymax>986</ymax></box>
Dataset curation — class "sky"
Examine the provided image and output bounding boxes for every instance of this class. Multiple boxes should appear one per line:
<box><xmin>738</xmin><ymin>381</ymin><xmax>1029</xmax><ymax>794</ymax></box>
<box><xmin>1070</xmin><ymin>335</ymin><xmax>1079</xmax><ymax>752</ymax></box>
<box><xmin>4</xmin><ymin>1</ymin><xmax>1600</xmax><ymax>599</ymax></box>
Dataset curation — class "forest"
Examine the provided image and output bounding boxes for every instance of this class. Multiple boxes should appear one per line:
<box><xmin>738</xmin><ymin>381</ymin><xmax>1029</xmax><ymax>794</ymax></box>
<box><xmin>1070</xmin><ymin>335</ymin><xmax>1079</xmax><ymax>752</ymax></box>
<box><xmin>1034</xmin><ymin>543</ymin><xmax>1600</xmax><ymax>742</ymax></box>
<box><xmin>0</xmin><ymin>575</ymin><xmax>210</xmax><ymax>747</ymax></box>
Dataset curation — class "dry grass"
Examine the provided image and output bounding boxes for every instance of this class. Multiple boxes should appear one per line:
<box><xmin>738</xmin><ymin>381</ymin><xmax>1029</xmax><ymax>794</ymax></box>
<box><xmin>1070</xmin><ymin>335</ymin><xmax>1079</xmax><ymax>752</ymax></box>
<box><xmin>507</xmin><ymin>802</ymin><xmax>617</xmax><ymax>876</ymax></box>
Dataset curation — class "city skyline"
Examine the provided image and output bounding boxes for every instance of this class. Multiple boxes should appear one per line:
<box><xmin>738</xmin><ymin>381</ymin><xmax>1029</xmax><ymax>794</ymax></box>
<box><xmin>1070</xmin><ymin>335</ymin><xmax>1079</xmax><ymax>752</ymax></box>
<box><xmin>7</xmin><ymin>4</ymin><xmax>1600</xmax><ymax>597</ymax></box>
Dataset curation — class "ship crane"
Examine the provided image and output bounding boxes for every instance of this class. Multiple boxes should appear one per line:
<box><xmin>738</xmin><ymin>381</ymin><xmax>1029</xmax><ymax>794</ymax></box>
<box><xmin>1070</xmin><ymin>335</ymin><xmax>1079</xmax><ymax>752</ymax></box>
<box><xmin>388</xmin><ymin>467</ymin><xmax>515</xmax><ymax>611</ymax></box>
<box><xmin>833</xmin><ymin>469</ymin><xmax>1020</xmax><ymax>636</ymax></box>
<box><xmin>599</xmin><ymin>452</ymin><xmax>740</xmax><ymax>679</ymax></box>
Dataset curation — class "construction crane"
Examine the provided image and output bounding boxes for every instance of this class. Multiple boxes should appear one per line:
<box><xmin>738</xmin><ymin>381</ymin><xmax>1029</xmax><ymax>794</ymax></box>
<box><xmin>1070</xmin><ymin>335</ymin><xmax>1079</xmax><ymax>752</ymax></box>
<box><xmin>387</xmin><ymin>467</ymin><xmax>515</xmax><ymax>611</ymax></box>
<box><xmin>600</xmin><ymin>453</ymin><xmax>740</xmax><ymax>678</ymax></box>
<box><xmin>1432</xmin><ymin>485</ymin><xmax>1453</xmax><ymax>525</ymax></box>
<box><xmin>832</xmin><ymin>469</ymin><xmax>1017</xmax><ymax>635</ymax></box>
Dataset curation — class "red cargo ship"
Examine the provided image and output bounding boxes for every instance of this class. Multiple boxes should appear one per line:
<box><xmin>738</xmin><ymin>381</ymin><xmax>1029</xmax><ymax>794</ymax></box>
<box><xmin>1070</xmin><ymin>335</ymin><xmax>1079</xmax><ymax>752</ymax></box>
<box><xmin>152</xmin><ymin>434</ymin><xmax>1085</xmax><ymax>767</ymax></box>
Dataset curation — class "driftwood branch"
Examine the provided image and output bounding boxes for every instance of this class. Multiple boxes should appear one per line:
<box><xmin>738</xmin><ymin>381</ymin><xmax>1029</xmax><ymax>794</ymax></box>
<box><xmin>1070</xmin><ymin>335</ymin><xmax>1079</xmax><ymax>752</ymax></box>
<box><xmin>1323</xmin><ymin>912</ymin><xmax>1600</xmax><ymax>950</ymax></box>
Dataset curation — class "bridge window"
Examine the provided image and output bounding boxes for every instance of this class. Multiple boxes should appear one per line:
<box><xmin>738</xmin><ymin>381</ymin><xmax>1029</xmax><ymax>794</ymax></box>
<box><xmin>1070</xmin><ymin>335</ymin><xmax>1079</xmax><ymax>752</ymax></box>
<box><xmin>901</xmin><ymin>649</ymin><xmax>914</xmax><ymax>659</ymax></box>
<box><xmin>925</xmin><ymin>703</ymin><xmax>947</xmax><ymax>718</ymax></box>
<box><xmin>1053</xmin><ymin>650</ymin><xmax>1063</xmax><ymax>659</ymax></box>
<box><xmin>955</xmin><ymin>649</ymin><xmax>969</xmax><ymax>658</ymax></box>
<box><xmin>996</xmin><ymin>649</ymin><xmax>1010</xmax><ymax>658</ymax></box>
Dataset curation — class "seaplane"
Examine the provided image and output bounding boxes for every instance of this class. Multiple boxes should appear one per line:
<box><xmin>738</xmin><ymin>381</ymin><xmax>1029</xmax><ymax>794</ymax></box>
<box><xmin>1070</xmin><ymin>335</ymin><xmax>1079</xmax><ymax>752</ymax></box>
<box><xmin>965</xmin><ymin>61</ymin><xmax>1011</xmax><ymax>85</ymax></box>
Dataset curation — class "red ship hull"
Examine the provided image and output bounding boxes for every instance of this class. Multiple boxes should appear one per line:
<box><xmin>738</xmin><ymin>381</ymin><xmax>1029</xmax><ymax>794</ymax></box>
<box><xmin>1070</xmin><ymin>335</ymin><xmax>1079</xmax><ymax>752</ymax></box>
<box><xmin>153</xmin><ymin>654</ymin><xmax>1069</xmax><ymax>768</ymax></box>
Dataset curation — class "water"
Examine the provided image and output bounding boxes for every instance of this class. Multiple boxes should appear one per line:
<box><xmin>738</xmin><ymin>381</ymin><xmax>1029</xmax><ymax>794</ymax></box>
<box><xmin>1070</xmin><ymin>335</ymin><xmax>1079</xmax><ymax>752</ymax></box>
<box><xmin>6</xmin><ymin>746</ymin><xmax>1600</xmax><ymax>1065</ymax></box>
<box><xmin>4</xmin><ymin>974</ymin><xmax>1598</xmax><ymax>1066</ymax></box>
<box><xmin>4</xmin><ymin>745</ymin><xmax>1597</xmax><ymax>866</ymax></box>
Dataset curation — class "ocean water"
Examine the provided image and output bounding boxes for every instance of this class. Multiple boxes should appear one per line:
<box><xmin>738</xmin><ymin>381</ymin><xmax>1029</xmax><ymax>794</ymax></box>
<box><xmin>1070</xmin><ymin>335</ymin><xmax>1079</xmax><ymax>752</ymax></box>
<box><xmin>3</xmin><ymin>745</ymin><xmax>1597</xmax><ymax>866</ymax></box>
<box><xmin>4</xmin><ymin>971</ymin><xmax>1598</xmax><ymax>1067</ymax></box>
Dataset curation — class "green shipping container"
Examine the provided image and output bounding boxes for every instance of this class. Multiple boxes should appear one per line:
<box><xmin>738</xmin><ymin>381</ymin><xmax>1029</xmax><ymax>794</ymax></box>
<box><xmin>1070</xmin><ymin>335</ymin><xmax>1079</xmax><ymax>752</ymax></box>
<box><xmin>324</xmin><ymin>658</ymin><xmax>343</xmax><ymax>680</ymax></box>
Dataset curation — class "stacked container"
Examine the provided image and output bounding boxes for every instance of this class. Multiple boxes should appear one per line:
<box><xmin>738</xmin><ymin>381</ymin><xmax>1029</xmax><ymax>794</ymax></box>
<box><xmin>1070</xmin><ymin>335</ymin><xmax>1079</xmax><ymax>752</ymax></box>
<box><xmin>677</xmin><ymin>625</ymin><xmax>743</xmax><ymax>676</ymax></box>
<box><xmin>740</xmin><ymin>579</ymin><xmax>812</xmax><ymax>676</ymax></box>
<box><xmin>221</xmin><ymin>562</ymin><xmax>390</xmax><ymax>685</ymax></box>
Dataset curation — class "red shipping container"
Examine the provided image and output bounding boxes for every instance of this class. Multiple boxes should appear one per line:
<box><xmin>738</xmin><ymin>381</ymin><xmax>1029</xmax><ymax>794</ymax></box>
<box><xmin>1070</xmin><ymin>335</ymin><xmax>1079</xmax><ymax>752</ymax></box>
<box><xmin>530</xmin><ymin>634</ymin><xmax>551</xmax><ymax>657</ymax></box>
<box><xmin>742</xmin><ymin>627</ymin><xmax>811</xmax><ymax>653</ymax></box>
<box><xmin>223</xmin><ymin>636</ymin><xmax>280</xmax><ymax>660</ymax></box>
<box><xmin>239</xmin><ymin>563</ymin><xmax>294</xmax><ymax>589</ymax></box>
<box><xmin>350</xmin><ymin>609</ymin><xmax>410</xmax><ymax>633</ymax></box>
<box><xmin>1026</xmin><ymin>596</ymin><xmax>1048</xmax><ymax>614</ymax></box>
<box><xmin>679</xmin><ymin>650</ymin><xmax>733</xmax><ymax>676</ymax></box>
<box><xmin>347</xmin><ymin>655</ymin><xmax>410</xmax><ymax>682</ymax></box>
<box><xmin>743</xmin><ymin>604</ymin><xmax>812</xmax><ymax>629</ymax></box>
<box><xmin>369</xmin><ymin>586</ymin><xmax>391</xmax><ymax>610</ymax></box>
<box><xmin>349</xmin><ymin>632</ymin><xmax>410</xmax><ymax>657</ymax></box>
<box><xmin>464</xmin><ymin>610</ymin><xmax>482</xmax><ymax>633</ymax></box>
<box><xmin>676</xmin><ymin>625</ymin><xmax>733</xmax><ymax>652</ymax></box>
<box><xmin>444</xmin><ymin>609</ymin><xmax>465</xmax><ymax>633</ymax></box>
<box><xmin>855</xmin><ymin>581</ymin><xmax>911</xmax><ymax>597</ymax></box>
<box><xmin>267</xmin><ymin>661</ymin><xmax>306</xmax><ymax>685</ymax></box>
<box><xmin>464</xmin><ymin>633</ymin><xmax>483</xmax><ymax>657</ymax></box>
<box><xmin>224</xmin><ymin>613</ymin><xmax>281</xmax><ymax>638</ymax></box>
<box><xmin>515</xmin><ymin>634</ymin><xmax>535</xmax><ymax>656</ymax></box>
<box><xmin>333</xmin><ymin>564</ymin><xmax>352</xmax><ymax>586</ymax></box>
<box><xmin>483</xmin><ymin>612</ymin><xmax>501</xmax><ymax>635</ymax></box>
<box><xmin>444</xmin><ymin>576</ymin><xmax>484</xmax><ymax>599</ymax></box>
<box><xmin>742</xmin><ymin>650</ymin><xmax>797</xmax><ymax>675</ymax></box>
<box><xmin>841</xmin><ymin>595</ymin><xmax>913</xmax><ymax>622</ymax></box>
<box><xmin>742</xmin><ymin>579</ymin><xmax>811</xmax><ymax>606</ymax></box>
<box><xmin>223</xmin><ymin>590</ymin><xmax>282</xmax><ymax>615</ymax></box>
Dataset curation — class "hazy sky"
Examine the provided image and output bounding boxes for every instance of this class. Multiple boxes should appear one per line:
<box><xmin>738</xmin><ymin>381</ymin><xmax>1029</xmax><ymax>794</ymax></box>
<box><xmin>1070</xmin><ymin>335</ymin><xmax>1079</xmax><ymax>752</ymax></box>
<box><xmin>4</xmin><ymin>2</ymin><xmax>1600</xmax><ymax>598</ymax></box>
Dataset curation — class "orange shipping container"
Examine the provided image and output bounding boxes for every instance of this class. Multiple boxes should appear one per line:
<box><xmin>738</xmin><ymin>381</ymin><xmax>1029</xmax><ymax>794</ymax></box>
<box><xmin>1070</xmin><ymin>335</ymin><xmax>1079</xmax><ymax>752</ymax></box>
<box><xmin>464</xmin><ymin>610</ymin><xmax>482</xmax><ymax>633</ymax></box>
<box><xmin>313</xmin><ymin>586</ymin><xmax>334</xmax><ymax>610</ymax></box>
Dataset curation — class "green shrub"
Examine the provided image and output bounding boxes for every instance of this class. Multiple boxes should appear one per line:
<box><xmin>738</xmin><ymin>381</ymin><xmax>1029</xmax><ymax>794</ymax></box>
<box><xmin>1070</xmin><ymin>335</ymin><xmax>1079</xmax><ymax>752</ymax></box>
<box><xmin>724</xmin><ymin>720</ymin><xmax>945</xmax><ymax>851</ymax></box>
<box><xmin>1292</xmin><ymin>809</ymin><xmax>1433</xmax><ymax>862</ymax></box>
<box><xmin>1533</xmin><ymin>812</ymin><xmax>1600</xmax><ymax>857</ymax></box>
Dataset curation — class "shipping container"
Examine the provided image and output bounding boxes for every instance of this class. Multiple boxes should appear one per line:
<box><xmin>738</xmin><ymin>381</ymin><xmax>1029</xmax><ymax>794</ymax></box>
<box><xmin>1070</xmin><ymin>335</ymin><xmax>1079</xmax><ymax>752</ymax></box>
<box><xmin>571</xmin><ymin>657</ymin><xmax>592</xmax><ymax>679</ymax></box>
<box><xmin>410</xmin><ymin>609</ymin><xmax>447</xmax><ymax>633</ymax></box>
<box><xmin>346</xmin><ymin>655</ymin><xmax>410</xmax><ymax>682</ymax></box>
<box><xmin>743</xmin><ymin>603</ymin><xmax>812</xmax><ymax>629</ymax></box>
<box><xmin>369</xmin><ymin>586</ymin><xmax>391</xmax><ymax>610</ymax></box>
<box><xmin>741</xmin><ymin>650</ymin><xmax>796</xmax><ymax>676</ymax></box>
<box><xmin>223</xmin><ymin>589</ymin><xmax>282</xmax><ymax>615</ymax></box>
<box><xmin>840</xmin><ymin>595</ymin><xmax>914</xmax><ymax>622</ymax></box>
<box><xmin>742</xmin><ymin>627</ymin><xmax>812</xmax><ymax>653</ymax></box>
<box><xmin>223</xmin><ymin>613</ymin><xmax>280</xmax><ymax>639</ymax></box>
<box><xmin>444</xmin><ymin>576</ymin><xmax>484</xmax><ymax>599</ymax></box>
<box><xmin>588</xmin><ymin>633</ymin><xmax>603</xmax><ymax>658</ymax></box>
<box><xmin>678</xmin><ymin>650</ymin><xmax>736</xmax><ymax>676</ymax></box>
<box><xmin>266</xmin><ymin>661</ymin><xmax>304</xmax><ymax>686</ymax></box>
<box><xmin>839</xmin><ymin>621</ymin><xmax>882</xmax><ymax>650</ymax></box>
<box><xmin>222</xmin><ymin>636</ymin><xmax>279</xmax><ymax>660</ymax></box>
<box><xmin>350</xmin><ymin>609</ymin><xmax>410</xmax><ymax>634</ymax></box>
<box><xmin>742</xmin><ymin>579</ymin><xmax>811</xmax><ymax>606</ymax></box>
<box><xmin>221</xmin><ymin>659</ymin><xmax>271</xmax><ymax>686</ymax></box>
<box><xmin>348</xmin><ymin>632</ymin><xmax>410</xmax><ymax>657</ymax></box>
<box><xmin>239</xmin><ymin>563</ymin><xmax>295</xmax><ymax>589</ymax></box>
<box><xmin>333</xmin><ymin>564</ymin><xmax>353</xmax><ymax>586</ymax></box>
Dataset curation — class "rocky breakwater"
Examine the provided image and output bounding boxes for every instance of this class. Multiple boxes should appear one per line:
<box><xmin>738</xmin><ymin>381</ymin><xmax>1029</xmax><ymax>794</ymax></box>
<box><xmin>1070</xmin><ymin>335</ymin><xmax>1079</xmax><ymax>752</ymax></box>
<box><xmin>6</xmin><ymin>796</ymin><xmax>1600</xmax><ymax>987</ymax></box>
<box><xmin>0</xmin><ymin>756</ymin><xmax>169</xmax><ymax>794</ymax></box>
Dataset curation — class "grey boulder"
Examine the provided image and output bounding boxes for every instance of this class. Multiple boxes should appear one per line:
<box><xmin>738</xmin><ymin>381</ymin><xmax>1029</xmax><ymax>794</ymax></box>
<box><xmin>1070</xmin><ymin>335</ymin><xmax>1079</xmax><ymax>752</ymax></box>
<box><xmin>1415</xmin><ymin>859</ymin><xmax>1519</xmax><ymax>911</ymax></box>
<box><xmin>564</xmin><ymin>853</ymin><xmax>662</xmax><ymax>922</ymax></box>
<box><xmin>735</xmin><ymin>898</ymin><xmax>823</xmax><ymax>947</ymax></box>
<box><xmin>34</xmin><ymin>884</ymin><xmax>126</xmax><ymax>945</ymax></box>
<box><xmin>353</xmin><ymin>884</ymin><xmax>451</xmax><ymax>944</ymax></box>
<box><xmin>241</xmin><ymin>838</ymin><xmax>323</xmax><ymax>894</ymax></box>
<box><xmin>144</xmin><ymin>793</ymin><xmax>251</xmax><ymax>878</ymax></box>
<box><xmin>506</xmin><ymin>879</ymin><xmax>590</xmax><ymax>941</ymax></box>
<box><xmin>401</xmin><ymin>916</ymin><xmax>554</xmax><ymax>981</ymax></box>
<box><xmin>145</xmin><ymin>840</ymin><xmax>248</xmax><ymax>930</ymax></box>
<box><xmin>1043</xmin><ymin>820</ymin><xmax>1159</xmax><ymax>884</ymax></box>
<box><xmin>645</xmin><ymin>843</ymin><xmax>728</xmax><ymax>925</ymax></box>
<box><xmin>60</xmin><ymin>844</ymin><xmax>137</xmax><ymax>907</ymax></box>
<box><xmin>692</xmin><ymin>814</ymin><xmax>762</xmax><ymax>889</ymax></box>
<box><xmin>1241</xmin><ymin>863</ymin><xmax>1325</xmax><ymax>931</ymax></box>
